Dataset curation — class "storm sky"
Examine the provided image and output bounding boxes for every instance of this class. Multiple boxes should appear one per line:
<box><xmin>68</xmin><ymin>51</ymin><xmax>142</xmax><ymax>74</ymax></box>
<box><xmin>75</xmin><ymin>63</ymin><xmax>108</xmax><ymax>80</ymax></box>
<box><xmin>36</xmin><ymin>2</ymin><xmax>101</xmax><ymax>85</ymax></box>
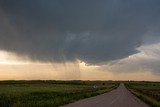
<box><xmin>0</xmin><ymin>0</ymin><xmax>160</xmax><ymax>80</ymax></box>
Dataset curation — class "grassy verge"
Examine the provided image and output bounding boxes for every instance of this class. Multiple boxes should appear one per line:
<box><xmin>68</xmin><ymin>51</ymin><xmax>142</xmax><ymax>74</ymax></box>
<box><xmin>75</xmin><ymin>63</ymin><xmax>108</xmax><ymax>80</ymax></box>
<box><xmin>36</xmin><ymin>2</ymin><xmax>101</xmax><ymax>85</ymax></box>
<box><xmin>129</xmin><ymin>89</ymin><xmax>160</xmax><ymax>107</ymax></box>
<box><xmin>0</xmin><ymin>80</ymin><xmax>119</xmax><ymax>107</ymax></box>
<box><xmin>125</xmin><ymin>81</ymin><xmax>160</xmax><ymax>107</ymax></box>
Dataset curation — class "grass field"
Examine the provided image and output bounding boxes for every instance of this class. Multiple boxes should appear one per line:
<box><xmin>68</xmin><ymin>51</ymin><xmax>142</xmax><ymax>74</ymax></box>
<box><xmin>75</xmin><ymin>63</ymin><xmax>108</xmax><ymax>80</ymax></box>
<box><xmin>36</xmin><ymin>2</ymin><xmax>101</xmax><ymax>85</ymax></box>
<box><xmin>125</xmin><ymin>81</ymin><xmax>160</xmax><ymax>107</ymax></box>
<box><xmin>0</xmin><ymin>80</ymin><xmax>119</xmax><ymax>107</ymax></box>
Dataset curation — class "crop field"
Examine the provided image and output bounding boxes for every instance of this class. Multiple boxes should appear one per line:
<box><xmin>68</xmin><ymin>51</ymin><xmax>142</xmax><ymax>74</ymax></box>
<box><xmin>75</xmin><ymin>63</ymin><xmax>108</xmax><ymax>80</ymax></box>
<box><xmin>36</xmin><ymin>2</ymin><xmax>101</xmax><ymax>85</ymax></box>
<box><xmin>0</xmin><ymin>80</ymin><xmax>119</xmax><ymax>107</ymax></box>
<box><xmin>125</xmin><ymin>81</ymin><xmax>160</xmax><ymax>107</ymax></box>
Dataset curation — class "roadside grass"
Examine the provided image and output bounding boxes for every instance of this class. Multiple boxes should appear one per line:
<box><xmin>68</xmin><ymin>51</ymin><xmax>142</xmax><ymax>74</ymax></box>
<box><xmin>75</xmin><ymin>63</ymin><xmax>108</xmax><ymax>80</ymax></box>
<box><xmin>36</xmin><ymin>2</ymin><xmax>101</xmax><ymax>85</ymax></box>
<box><xmin>125</xmin><ymin>81</ymin><xmax>160</xmax><ymax>107</ymax></box>
<box><xmin>129</xmin><ymin>89</ymin><xmax>160</xmax><ymax>107</ymax></box>
<box><xmin>0</xmin><ymin>80</ymin><xmax>119</xmax><ymax>107</ymax></box>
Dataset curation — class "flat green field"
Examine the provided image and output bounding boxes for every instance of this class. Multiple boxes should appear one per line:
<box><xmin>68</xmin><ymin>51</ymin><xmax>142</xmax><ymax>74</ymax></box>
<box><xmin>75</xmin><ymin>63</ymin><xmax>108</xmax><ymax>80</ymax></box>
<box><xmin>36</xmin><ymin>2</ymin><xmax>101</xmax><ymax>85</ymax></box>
<box><xmin>0</xmin><ymin>80</ymin><xmax>119</xmax><ymax>107</ymax></box>
<box><xmin>125</xmin><ymin>81</ymin><xmax>160</xmax><ymax>107</ymax></box>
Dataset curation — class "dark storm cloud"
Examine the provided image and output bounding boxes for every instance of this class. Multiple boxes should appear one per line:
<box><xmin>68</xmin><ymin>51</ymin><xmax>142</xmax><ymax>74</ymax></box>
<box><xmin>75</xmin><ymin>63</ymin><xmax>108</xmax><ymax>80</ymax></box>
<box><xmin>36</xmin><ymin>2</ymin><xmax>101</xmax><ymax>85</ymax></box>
<box><xmin>0</xmin><ymin>0</ymin><xmax>160</xmax><ymax>64</ymax></box>
<box><xmin>101</xmin><ymin>42</ymin><xmax>160</xmax><ymax>75</ymax></box>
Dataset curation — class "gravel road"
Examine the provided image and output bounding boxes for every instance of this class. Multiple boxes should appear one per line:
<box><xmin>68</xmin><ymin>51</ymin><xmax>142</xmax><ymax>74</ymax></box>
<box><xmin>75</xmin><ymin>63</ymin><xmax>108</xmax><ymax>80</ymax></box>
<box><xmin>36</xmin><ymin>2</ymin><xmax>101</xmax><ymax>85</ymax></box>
<box><xmin>62</xmin><ymin>83</ymin><xmax>149</xmax><ymax>107</ymax></box>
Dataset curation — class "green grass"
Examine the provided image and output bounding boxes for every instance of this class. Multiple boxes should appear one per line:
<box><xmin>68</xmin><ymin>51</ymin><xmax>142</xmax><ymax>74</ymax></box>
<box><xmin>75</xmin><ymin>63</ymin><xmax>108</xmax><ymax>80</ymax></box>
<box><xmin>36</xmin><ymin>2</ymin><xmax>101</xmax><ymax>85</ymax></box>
<box><xmin>0</xmin><ymin>80</ymin><xmax>119</xmax><ymax>107</ymax></box>
<box><xmin>125</xmin><ymin>81</ymin><xmax>160</xmax><ymax>107</ymax></box>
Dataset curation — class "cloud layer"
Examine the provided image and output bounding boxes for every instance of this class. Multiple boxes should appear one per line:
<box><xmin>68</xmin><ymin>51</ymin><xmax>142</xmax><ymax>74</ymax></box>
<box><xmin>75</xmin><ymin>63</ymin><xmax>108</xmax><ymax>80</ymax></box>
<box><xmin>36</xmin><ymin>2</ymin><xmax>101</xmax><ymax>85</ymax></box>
<box><xmin>100</xmin><ymin>41</ymin><xmax>160</xmax><ymax>75</ymax></box>
<box><xmin>0</xmin><ymin>0</ymin><xmax>160</xmax><ymax>64</ymax></box>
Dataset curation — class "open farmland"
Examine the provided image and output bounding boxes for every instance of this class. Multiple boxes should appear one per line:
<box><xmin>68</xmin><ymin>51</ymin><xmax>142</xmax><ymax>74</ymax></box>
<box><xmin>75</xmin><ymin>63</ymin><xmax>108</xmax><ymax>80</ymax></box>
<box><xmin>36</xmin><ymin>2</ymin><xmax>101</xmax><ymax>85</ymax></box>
<box><xmin>125</xmin><ymin>81</ymin><xmax>160</xmax><ymax>107</ymax></box>
<box><xmin>0</xmin><ymin>80</ymin><xmax>119</xmax><ymax>107</ymax></box>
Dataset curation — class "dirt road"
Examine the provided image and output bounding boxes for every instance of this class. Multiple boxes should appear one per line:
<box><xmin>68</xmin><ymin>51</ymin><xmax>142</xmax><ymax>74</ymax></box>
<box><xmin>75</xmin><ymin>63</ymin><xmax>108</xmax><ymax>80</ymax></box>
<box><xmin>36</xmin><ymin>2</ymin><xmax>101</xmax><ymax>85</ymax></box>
<box><xmin>62</xmin><ymin>83</ymin><xmax>149</xmax><ymax>107</ymax></box>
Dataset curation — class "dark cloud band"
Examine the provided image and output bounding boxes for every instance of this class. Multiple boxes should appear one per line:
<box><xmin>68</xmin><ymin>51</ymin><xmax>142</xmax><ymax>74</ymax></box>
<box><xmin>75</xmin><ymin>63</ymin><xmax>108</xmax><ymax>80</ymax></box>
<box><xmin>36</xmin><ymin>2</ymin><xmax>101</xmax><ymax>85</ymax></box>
<box><xmin>0</xmin><ymin>0</ymin><xmax>160</xmax><ymax>64</ymax></box>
